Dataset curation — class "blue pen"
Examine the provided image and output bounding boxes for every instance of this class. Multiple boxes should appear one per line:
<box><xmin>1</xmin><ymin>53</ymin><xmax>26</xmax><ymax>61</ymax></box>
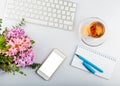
<box><xmin>75</xmin><ymin>54</ymin><xmax>104</xmax><ymax>73</ymax></box>
<box><xmin>83</xmin><ymin>61</ymin><xmax>95</xmax><ymax>74</ymax></box>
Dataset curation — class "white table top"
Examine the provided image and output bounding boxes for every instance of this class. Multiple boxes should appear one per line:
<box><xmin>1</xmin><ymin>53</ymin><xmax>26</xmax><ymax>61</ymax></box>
<box><xmin>0</xmin><ymin>0</ymin><xmax>120</xmax><ymax>86</ymax></box>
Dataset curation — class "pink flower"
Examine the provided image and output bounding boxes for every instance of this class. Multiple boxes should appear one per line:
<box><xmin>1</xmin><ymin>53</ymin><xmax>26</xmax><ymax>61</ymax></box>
<box><xmin>13</xmin><ymin>49</ymin><xmax>34</xmax><ymax>67</ymax></box>
<box><xmin>5</xmin><ymin>28</ymin><xmax>35</xmax><ymax>67</ymax></box>
<box><xmin>6</xmin><ymin>28</ymin><xmax>25</xmax><ymax>41</ymax></box>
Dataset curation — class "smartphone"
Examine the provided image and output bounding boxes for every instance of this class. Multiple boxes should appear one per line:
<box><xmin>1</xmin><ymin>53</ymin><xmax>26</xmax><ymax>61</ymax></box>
<box><xmin>37</xmin><ymin>49</ymin><xmax>66</xmax><ymax>80</ymax></box>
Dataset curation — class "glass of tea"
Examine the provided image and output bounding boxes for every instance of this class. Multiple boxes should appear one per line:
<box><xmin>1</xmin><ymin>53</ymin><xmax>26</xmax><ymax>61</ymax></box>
<box><xmin>79</xmin><ymin>17</ymin><xmax>108</xmax><ymax>46</ymax></box>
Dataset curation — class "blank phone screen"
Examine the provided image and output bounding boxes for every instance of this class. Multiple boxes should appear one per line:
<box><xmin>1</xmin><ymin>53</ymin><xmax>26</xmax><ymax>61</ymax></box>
<box><xmin>39</xmin><ymin>51</ymin><xmax>64</xmax><ymax>77</ymax></box>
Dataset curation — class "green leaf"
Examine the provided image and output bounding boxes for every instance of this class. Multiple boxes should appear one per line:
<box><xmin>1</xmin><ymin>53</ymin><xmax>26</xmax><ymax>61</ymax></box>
<box><xmin>30</xmin><ymin>40</ymin><xmax>35</xmax><ymax>44</ymax></box>
<box><xmin>19</xmin><ymin>24</ymin><xmax>22</xmax><ymax>26</ymax></box>
<box><xmin>12</xmin><ymin>26</ymin><xmax>15</xmax><ymax>28</ymax></box>
<box><xmin>23</xmin><ymin>50</ymin><xmax>28</xmax><ymax>52</ymax></box>
<box><xmin>0</xmin><ymin>36</ymin><xmax>6</xmax><ymax>49</ymax></box>
<box><xmin>0</xmin><ymin>19</ymin><xmax>2</xmax><ymax>30</ymax></box>
<box><xmin>19</xmin><ymin>71</ymin><xmax>26</xmax><ymax>76</ymax></box>
<box><xmin>15</xmin><ymin>67</ymin><xmax>20</xmax><ymax>72</ymax></box>
<box><xmin>0</xmin><ymin>36</ymin><xmax>6</xmax><ymax>43</ymax></box>
<box><xmin>5</xmin><ymin>45</ymin><xmax>11</xmax><ymax>50</ymax></box>
<box><xmin>13</xmin><ymin>18</ymin><xmax>25</xmax><ymax>28</ymax></box>
<box><xmin>2</xmin><ymin>28</ymin><xmax>8</xmax><ymax>33</ymax></box>
<box><xmin>0</xmin><ymin>19</ymin><xmax>2</xmax><ymax>23</ymax></box>
<box><xmin>28</xmin><ymin>63</ymin><xmax>41</xmax><ymax>69</ymax></box>
<box><xmin>22</xmin><ymin>18</ymin><xmax>25</xmax><ymax>21</ymax></box>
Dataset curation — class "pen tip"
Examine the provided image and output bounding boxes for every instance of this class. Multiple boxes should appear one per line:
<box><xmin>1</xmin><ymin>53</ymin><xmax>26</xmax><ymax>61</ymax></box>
<box><xmin>75</xmin><ymin>54</ymin><xmax>79</xmax><ymax>57</ymax></box>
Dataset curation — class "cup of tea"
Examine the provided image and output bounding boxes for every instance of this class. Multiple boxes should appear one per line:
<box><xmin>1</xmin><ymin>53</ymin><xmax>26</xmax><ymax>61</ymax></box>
<box><xmin>79</xmin><ymin>17</ymin><xmax>108</xmax><ymax>46</ymax></box>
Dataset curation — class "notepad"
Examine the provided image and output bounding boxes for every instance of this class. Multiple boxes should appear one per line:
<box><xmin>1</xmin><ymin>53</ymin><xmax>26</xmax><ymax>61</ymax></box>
<box><xmin>71</xmin><ymin>45</ymin><xmax>117</xmax><ymax>79</ymax></box>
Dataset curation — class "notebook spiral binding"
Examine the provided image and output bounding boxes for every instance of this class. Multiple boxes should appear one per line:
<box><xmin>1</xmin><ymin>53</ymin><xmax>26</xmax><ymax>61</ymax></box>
<box><xmin>78</xmin><ymin>45</ymin><xmax>117</xmax><ymax>62</ymax></box>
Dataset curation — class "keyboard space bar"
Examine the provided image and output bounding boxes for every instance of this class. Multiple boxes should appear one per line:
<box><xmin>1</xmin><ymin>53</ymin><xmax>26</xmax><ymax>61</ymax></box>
<box><xmin>24</xmin><ymin>18</ymin><xmax>48</xmax><ymax>26</ymax></box>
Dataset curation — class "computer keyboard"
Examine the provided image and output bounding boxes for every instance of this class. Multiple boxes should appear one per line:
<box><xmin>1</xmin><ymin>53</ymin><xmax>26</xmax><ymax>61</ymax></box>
<box><xmin>5</xmin><ymin>0</ymin><xmax>77</xmax><ymax>31</ymax></box>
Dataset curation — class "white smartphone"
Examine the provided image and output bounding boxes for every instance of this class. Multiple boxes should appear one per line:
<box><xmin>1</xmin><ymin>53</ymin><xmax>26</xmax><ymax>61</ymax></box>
<box><xmin>37</xmin><ymin>49</ymin><xmax>66</xmax><ymax>80</ymax></box>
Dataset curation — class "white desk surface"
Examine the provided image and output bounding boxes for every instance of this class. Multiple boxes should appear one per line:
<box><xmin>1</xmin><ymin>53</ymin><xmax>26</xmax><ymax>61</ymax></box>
<box><xmin>0</xmin><ymin>0</ymin><xmax>120</xmax><ymax>86</ymax></box>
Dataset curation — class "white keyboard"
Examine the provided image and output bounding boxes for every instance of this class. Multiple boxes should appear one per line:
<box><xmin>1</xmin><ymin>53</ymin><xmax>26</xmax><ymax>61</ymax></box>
<box><xmin>5</xmin><ymin>0</ymin><xmax>77</xmax><ymax>31</ymax></box>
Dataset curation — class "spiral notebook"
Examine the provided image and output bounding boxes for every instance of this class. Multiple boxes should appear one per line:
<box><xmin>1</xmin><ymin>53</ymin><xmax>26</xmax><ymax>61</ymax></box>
<box><xmin>71</xmin><ymin>45</ymin><xmax>117</xmax><ymax>79</ymax></box>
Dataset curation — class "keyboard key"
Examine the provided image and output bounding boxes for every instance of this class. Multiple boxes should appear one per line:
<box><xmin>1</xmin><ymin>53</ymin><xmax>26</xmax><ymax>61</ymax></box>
<box><xmin>68</xmin><ymin>2</ymin><xmax>72</xmax><ymax>7</ymax></box>
<box><xmin>70</xmin><ymin>7</ymin><xmax>76</xmax><ymax>12</ymax></box>
<box><xmin>63</xmin><ymin>25</ymin><xmax>68</xmax><ymax>30</ymax></box>
<box><xmin>68</xmin><ymin>26</ymin><xmax>73</xmax><ymax>30</ymax></box>
<box><xmin>60</xmin><ymin>5</ymin><xmax>64</xmax><ymax>10</ymax></box>
<box><xmin>48</xmin><ymin>22</ymin><xmax>54</xmax><ymax>26</ymax></box>
<box><xmin>56</xmin><ymin>5</ymin><xmax>60</xmax><ymax>9</ymax></box>
<box><xmin>64</xmin><ymin>1</ymin><xmax>67</xmax><ymax>6</ymax></box>
<box><xmin>59</xmin><ymin>19</ymin><xmax>63</xmax><ymax>24</ymax></box>
<box><xmin>62</xmin><ymin>11</ymin><xmax>65</xmax><ymax>15</ymax></box>
<box><xmin>59</xmin><ymin>1</ymin><xmax>63</xmax><ymax>5</ymax></box>
<box><xmin>54</xmin><ymin>23</ymin><xmax>59</xmax><ymax>27</ymax></box>
<box><xmin>62</xmin><ymin>15</ymin><xmax>66</xmax><ymax>19</ymax></box>
<box><xmin>54</xmin><ymin>19</ymin><xmax>58</xmax><ymax>23</ymax></box>
<box><xmin>50</xmin><ymin>18</ymin><xmax>54</xmax><ymax>22</ymax></box>
<box><xmin>66</xmin><ymin>16</ymin><xmax>71</xmax><ymax>20</ymax></box>
<box><xmin>73</xmin><ymin>3</ymin><xmax>77</xmax><ymax>8</ymax></box>
<box><xmin>59</xmin><ymin>24</ymin><xmax>63</xmax><ymax>28</ymax></box>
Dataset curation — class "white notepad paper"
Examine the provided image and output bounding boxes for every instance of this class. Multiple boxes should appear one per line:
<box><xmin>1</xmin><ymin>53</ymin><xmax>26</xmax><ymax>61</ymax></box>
<box><xmin>71</xmin><ymin>45</ymin><xmax>116</xmax><ymax>79</ymax></box>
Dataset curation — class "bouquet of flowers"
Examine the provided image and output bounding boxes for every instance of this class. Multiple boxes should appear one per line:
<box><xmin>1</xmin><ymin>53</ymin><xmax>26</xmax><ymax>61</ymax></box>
<box><xmin>0</xmin><ymin>18</ymin><xmax>40</xmax><ymax>75</ymax></box>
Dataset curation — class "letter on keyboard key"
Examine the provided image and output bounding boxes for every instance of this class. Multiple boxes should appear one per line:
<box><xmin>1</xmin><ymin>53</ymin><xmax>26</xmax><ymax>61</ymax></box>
<box><xmin>59</xmin><ymin>1</ymin><xmax>63</xmax><ymax>5</ymax></box>
<box><xmin>66</xmin><ymin>16</ymin><xmax>71</xmax><ymax>20</ymax></box>
<box><xmin>56</xmin><ymin>5</ymin><xmax>60</xmax><ymax>9</ymax></box>
<box><xmin>59</xmin><ymin>24</ymin><xmax>63</xmax><ymax>28</ymax></box>
<box><xmin>50</xmin><ymin>18</ymin><xmax>54</xmax><ymax>22</ymax></box>
<box><xmin>65</xmin><ymin>7</ymin><xmax>69</xmax><ymax>11</ymax></box>
<box><xmin>68</xmin><ymin>26</ymin><xmax>73</xmax><ymax>30</ymax></box>
<box><xmin>63</xmin><ymin>25</ymin><xmax>68</xmax><ymax>30</ymax></box>
<box><xmin>45</xmin><ymin>17</ymin><xmax>49</xmax><ymax>21</ymax></box>
<box><xmin>68</xmin><ymin>2</ymin><xmax>72</xmax><ymax>6</ymax></box>
<box><xmin>59</xmin><ymin>19</ymin><xmax>63</xmax><ymax>24</ymax></box>
<box><xmin>70</xmin><ymin>7</ymin><xmax>76</xmax><ymax>12</ymax></box>
<box><xmin>54</xmin><ymin>0</ymin><xmax>59</xmax><ymax>4</ymax></box>
<box><xmin>55</xmin><ymin>23</ymin><xmax>59</xmax><ymax>27</ymax></box>
<box><xmin>64</xmin><ymin>1</ymin><xmax>67</xmax><ymax>6</ymax></box>
<box><xmin>60</xmin><ymin>5</ymin><xmax>64</xmax><ymax>10</ymax></box>
<box><xmin>73</xmin><ymin>3</ymin><xmax>77</xmax><ymax>8</ymax></box>
<box><xmin>64</xmin><ymin>21</ymin><xmax>73</xmax><ymax>25</ymax></box>
<box><xmin>62</xmin><ymin>15</ymin><xmax>66</xmax><ymax>19</ymax></box>
<box><xmin>54</xmin><ymin>19</ymin><xmax>58</xmax><ymax>23</ymax></box>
